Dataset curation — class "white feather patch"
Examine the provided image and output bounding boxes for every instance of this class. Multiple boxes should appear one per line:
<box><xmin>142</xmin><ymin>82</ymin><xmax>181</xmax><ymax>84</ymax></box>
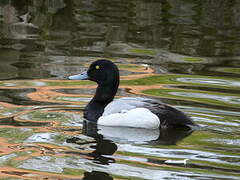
<box><xmin>98</xmin><ymin>108</ymin><xmax>160</xmax><ymax>129</ymax></box>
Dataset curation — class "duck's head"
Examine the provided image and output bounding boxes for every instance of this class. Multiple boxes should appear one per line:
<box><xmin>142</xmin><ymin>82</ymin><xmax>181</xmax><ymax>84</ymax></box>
<box><xmin>69</xmin><ymin>59</ymin><xmax>120</xmax><ymax>86</ymax></box>
<box><xmin>69</xmin><ymin>59</ymin><xmax>119</xmax><ymax>102</ymax></box>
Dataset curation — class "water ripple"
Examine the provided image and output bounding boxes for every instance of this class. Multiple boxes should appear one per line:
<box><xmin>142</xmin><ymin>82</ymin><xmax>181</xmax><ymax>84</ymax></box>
<box><xmin>177</xmin><ymin>78</ymin><xmax>240</xmax><ymax>87</ymax></box>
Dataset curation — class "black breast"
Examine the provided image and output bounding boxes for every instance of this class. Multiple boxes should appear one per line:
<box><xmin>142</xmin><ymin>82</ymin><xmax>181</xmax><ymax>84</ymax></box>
<box><xmin>84</xmin><ymin>100</ymin><xmax>108</xmax><ymax>122</ymax></box>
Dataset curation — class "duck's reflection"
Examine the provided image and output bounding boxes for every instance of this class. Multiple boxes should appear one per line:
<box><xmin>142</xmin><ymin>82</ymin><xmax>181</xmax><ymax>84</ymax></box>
<box><xmin>150</xmin><ymin>126</ymin><xmax>194</xmax><ymax>145</ymax></box>
<box><xmin>83</xmin><ymin>121</ymin><xmax>193</xmax><ymax>145</ymax></box>
<box><xmin>66</xmin><ymin>121</ymin><xmax>117</xmax><ymax>165</ymax></box>
<box><xmin>66</xmin><ymin>121</ymin><xmax>193</xmax><ymax>179</ymax></box>
<box><xmin>67</xmin><ymin>121</ymin><xmax>193</xmax><ymax>160</ymax></box>
<box><xmin>83</xmin><ymin>171</ymin><xmax>113</xmax><ymax>180</ymax></box>
<box><xmin>67</xmin><ymin>121</ymin><xmax>194</xmax><ymax>152</ymax></box>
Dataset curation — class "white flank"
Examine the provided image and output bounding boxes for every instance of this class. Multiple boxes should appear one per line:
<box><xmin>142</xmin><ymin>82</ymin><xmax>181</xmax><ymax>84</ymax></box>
<box><xmin>98</xmin><ymin>108</ymin><xmax>160</xmax><ymax>129</ymax></box>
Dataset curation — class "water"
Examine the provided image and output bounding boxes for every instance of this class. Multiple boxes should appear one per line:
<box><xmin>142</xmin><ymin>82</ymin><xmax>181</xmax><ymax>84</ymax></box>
<box><xmin>0</xmin><ymin>0</ymin><xmax>240</xmax><ymax>179</ymax></box>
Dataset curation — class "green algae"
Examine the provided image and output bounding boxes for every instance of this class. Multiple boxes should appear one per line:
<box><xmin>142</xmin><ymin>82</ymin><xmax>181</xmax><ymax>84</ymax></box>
<box><xmin>183</xmin><ymin>57</ymin><xmax>203</xmax><ymax>62</ymax></box>
<box><xmin>128</xmin><ymin>48</ymin><xmax>157</xmax><ymax>56</ymax></box>
<box><xmin>215</xmin><ymin>67</ymin><xmax>240</xmax><ymax>75</ymax></box>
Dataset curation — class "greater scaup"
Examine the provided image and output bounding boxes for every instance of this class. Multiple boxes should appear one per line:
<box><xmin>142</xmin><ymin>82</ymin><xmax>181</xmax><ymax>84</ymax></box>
<box><xmin>69</xmin><ymin>59</ymin><xmax>197</xmax><ymax>129</ymax></box>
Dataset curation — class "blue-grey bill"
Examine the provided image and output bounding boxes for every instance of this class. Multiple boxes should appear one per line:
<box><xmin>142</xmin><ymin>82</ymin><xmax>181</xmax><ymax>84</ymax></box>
<box><xmin>68</xmin><ymin>71</ymin><xmax>89</xmax><ymax>80</ymax></box>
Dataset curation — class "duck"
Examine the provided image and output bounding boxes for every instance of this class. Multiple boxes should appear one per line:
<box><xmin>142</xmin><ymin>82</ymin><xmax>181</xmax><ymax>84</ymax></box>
<box><xmin>68</xmin><ymin>59</ymin><xmax>197</xmax><ymax>129</ymax></box>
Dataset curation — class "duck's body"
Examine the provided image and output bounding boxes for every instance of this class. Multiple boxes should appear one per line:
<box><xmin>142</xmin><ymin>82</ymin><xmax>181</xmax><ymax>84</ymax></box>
<box><xmin>69</xmin><ymin>59</ymin><xmax>197</xmax><ymax>129</ymax></box>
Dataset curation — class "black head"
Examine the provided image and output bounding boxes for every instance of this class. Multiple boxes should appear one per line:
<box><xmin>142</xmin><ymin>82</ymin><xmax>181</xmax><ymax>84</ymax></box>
<box><xmin>69</xmin><ymin>59</ymin><xmax>119</xmax><ymax>86</ymax></box>
<box><xmin>87</xmin><ymin>59</ymin><xmax>119</xmax><ymax>85</ymax></box>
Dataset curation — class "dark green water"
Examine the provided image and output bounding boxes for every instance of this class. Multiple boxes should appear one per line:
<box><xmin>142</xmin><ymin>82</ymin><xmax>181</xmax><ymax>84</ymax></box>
<box><xmin>0</xmin><ymin>0</ymin><xmax>239</xmax><ymax>179</ymax></box>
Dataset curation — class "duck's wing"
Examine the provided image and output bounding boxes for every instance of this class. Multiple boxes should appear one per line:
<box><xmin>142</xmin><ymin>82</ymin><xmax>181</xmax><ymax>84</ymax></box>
<box><xmin>102</xmin><ymin>97</ymin><xmax>149</xmax><ymax>116</ymax></box>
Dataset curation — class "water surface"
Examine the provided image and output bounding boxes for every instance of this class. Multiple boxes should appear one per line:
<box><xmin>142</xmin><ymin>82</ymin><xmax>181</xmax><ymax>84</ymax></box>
<box><xmin>0</xmin><ymin>0</ymin><xmax>240</xmax><ymax>179</ymax></box>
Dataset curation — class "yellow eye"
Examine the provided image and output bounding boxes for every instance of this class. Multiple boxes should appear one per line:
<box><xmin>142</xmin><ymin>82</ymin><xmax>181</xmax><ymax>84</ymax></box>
<box><xmin>95</xmin><ymin>65</ymin><xmax>100</xmax><ymax>69</ymax></box>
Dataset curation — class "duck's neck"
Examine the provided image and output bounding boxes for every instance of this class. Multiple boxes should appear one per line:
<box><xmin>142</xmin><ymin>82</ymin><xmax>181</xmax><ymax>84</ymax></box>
<box><xmin>93</xmin><ymin>81</ymin><xmax>119</xmax><ymax>103</ymax></box>
<box><xmin>84</xmin><ymin>81</ymin><xmax>119</xmax><ymax>121</ymax></box>
<box><xmin>84</xmin><ymin>70</ymin><xmax>119</xmax><ymax>121</ymax></box>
